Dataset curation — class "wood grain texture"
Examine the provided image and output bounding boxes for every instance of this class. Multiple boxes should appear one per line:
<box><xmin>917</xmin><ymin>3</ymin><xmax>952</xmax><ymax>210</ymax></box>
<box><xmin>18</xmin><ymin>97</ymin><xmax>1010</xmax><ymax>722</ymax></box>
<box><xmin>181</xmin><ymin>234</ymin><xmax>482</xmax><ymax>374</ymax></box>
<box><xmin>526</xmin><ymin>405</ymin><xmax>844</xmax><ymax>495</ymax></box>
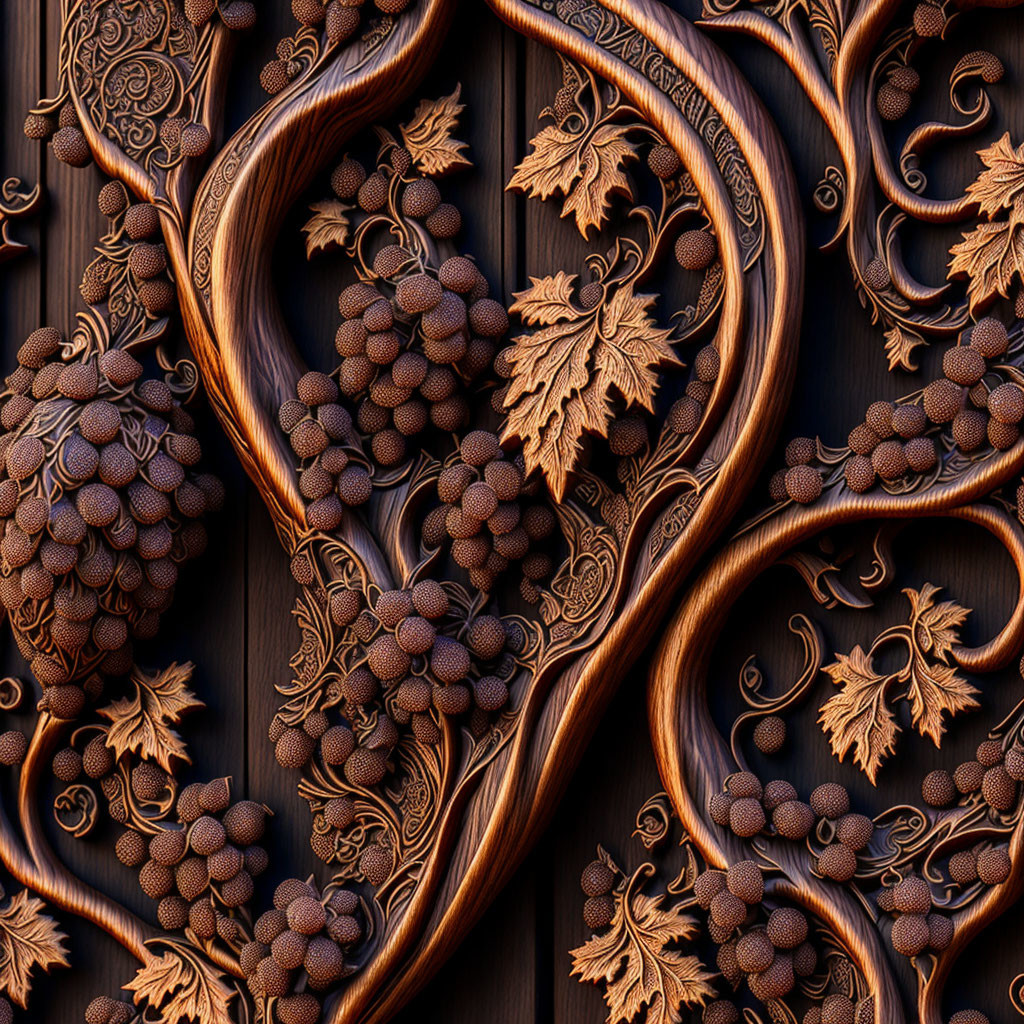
<box><xmin>3</xmin><ymin>1</ymin><xmax>1024</xmax><ymax>1021</ymax></box>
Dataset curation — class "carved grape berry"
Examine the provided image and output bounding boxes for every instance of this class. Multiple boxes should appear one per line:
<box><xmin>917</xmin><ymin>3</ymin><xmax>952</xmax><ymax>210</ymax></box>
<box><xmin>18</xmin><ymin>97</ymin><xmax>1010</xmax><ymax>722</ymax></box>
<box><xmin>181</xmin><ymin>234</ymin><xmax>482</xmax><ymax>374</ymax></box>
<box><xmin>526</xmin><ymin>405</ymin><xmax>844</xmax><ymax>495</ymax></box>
<box><xmin>675</xmin><ymin>229</ymin><xmax>716</xmax><ymax>270</ymax></box>
<box><xmin>922</xmin><ymin>768</ymin><xmax>956</xmax><ymax>807</ymax></box>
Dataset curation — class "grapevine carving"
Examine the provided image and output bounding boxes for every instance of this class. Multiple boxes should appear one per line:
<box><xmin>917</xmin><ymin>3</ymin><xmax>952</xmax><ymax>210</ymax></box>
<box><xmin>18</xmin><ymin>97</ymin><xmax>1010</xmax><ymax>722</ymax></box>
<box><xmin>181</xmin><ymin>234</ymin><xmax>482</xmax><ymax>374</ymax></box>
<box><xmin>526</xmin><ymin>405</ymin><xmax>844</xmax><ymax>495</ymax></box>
<box><xmin>2</xmin><ymin>0</ymin><xmax>1024</xmax><ymax>1022</ymax></box>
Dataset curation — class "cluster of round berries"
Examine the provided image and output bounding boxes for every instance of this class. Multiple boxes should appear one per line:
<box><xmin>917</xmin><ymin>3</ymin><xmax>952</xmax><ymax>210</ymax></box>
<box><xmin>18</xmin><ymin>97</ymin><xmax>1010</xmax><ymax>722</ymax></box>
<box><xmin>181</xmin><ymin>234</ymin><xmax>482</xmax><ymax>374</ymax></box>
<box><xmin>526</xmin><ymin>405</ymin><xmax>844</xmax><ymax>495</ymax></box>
<box><xmin>184</xmin><ymin>0</ymin><xmax>256</xmax><ymax>29</ymax></box>
<box><xmin>279</xmin><ymin>371</ymin><xmax>369</xmax><ymax>531</ymax></box>
<box><xmin>240</xmin><ymin>877</ymin><xmax>364</xmax><ymax>1022</ymax></box>
<box><xmin>947</xmin><ymin>840</ymin><xmax>1012</xmax><ymax>890</ymax></box>
<box><xmin>52</xmin><ymin>737</ymin><xmax>167</xmax><ymax>826</ymax></box>
<box><xmin>25</xmin><ymin>97</ymin><xmax>211</xmax><ymax>170</ymax></box>
<box><xmin>876</xmin><ymin>65</ymin><xmax>921</xmax><ymax>121</ymax></box>
<box><xmin>664</xmin><ymin>344</ymin><xmax>720</xmax><ymax>439</ymax></box>
<box><xmin>770</xmin><ymin>318</ymin><xmax>1016</xmax><ymax>505</ymax></box>
<box><xmin>114</xmin><ymin>779</ymin><xmax>268</xmax><ymax>936</ymax></box>
<box><xmin>330</xmin><ymin>254</ymin><xmax>505</xmax><ymax>451</ymax></box>
<box><xmin>84</xmin><ymin>997</ymin><xmax>135</xmax><ymax>1024</ymax></box>
<box><xmin>578</xmin><ymin>858</ymin><xmax>617</xmax><ymax>930</ymax></box>
<box><xmin>875</xmin><ymin>874</ymin><xmax>953</xmax><ymax>959</ymax></box>
<box><xmin>86</xmin><ymin>182</ymin><xmax>178</xmax><ymax>316</ymax></box>
<box><xmin>421</xmin><ymin>431</ymin><xmax>556</xmax><ymax>597</ymax></box>
<box><xmin>710</xmin><ymin>775</ymin><xmax>874</xmax><ymax>883</ymax></box>
<box><xmin>697</xmin><ymin>860</ymin><xmax>820</xmax><ymax>1004</ymax></box>
<box><xmin>921</xmin><ymin>738</ymin><xmax>1024</xmax><ymax>813</ymax></box>
<box><xmin>644</xmin><ymin>143</ymin><xmax>718</xmax><ymax>277</ymax></box>
<box><xmin>274</xmin><ymin>579</ymin><xmax>516</xmax><ymax>850</ymax></box>
<box><xmin>0</xmin><ymin>328</ymin><xmax>222</xmax><ymax>703</ymax></box>
<box><xmin>262</xmin><ymin>0</ymin><xmax>413</xmax><ymax>94</ymax></box>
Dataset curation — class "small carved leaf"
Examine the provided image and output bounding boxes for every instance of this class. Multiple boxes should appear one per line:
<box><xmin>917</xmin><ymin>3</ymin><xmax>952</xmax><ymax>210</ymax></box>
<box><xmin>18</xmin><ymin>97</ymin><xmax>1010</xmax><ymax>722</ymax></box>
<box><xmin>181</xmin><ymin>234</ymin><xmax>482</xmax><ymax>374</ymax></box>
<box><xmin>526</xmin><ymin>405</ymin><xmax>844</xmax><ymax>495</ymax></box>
<box><xmin>571</xmin><ymin>888</ymin><xmax>713</xmax><ymax>1024</ymax></box>
<box><xmin>399</xmin><ymin>85</ymin><xmax>472</xmax><ymax>176</ymax></box>
<box><xmin>0</xmin><ymin>890</ymin><xmax>70</xmax><ymax>1009</ymax></box>
<box><xmin>509</xmin><ymin>271</ymin><xmax>579</xmax><ymax>326</ymax></box>
<box><xmin>99</xmin><ymin>662</ymin><xmax>203</xmax><ymax>772</ymax></box>
<box><xmin>508</xmin><ymin>122</ymin><xmax>638</xmax><ymax>237</ymax></box>
<box><xmin>882</xmin><ymin>323</ymin><xmax>926</xmax><ymax>373</ymax></box>
<box><xmin>964</xmin><ymin>132</ymin><xmax>1024</xmax><ymax>218</ymax></box>
<box><xmin>302</xmin><ymin>200</ymin><xmax>351</xmax><ymax>259</ymax></box>
<box><xmin>948</xmin><ymin>216</ymin><xmax>1024</xmax><ymax>313</ymax></box>
<box><xmin>906</xmin><ymin>583</ymin><xmax>969</xmax><ymax>660</ymax></box>
<box><xmin>819</xmin><ymin>646</ymin><xmax>899</xmax><ymax>784</ymax></box>
<box><xmin>501</xmin><ymin>284</ymin><xmax>677</xmax><ymax>500</ymax></box>
<box><xmin>126</xmin><ymin>949</ymin><xmax>236</xmax><ymax>1024</ymax></box>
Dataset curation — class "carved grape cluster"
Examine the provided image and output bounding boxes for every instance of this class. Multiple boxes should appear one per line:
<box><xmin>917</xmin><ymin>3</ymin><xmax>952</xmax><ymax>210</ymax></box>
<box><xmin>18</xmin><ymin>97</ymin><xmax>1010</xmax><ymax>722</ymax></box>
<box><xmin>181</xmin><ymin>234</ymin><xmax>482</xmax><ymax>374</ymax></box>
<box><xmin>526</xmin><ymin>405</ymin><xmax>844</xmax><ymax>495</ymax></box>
<box><xmin>922</xmin><ymin>737</ymin><xmax>1024</xmax><ymax>813</ymax></box>
<box><xmin>113</xmin><ymin>778</ymin><xmax>269</xmax><ymax>938</ymax></box>
<box><xmin>240</xmin><ymin>876</ymin><xmax>366</xmax><ymax>1021</ymax></box>
<box><xmin>423</xmin><ymin>430</ymin><xmax>556</xmax><ymax>598</ymax></box>
<box><xmin>273</xmin><ymin>573</ymin><xmax>521</xmax><ymax>875</ymax></box>
<box><xmin>875</xmin><ymin>873</ymin><xmax>953</xmax><ymax>959</ymax></box>
<box><xmin>770</xmin><ymin>317</ymin><xmax>1017</xmax><ymax>505</ymax></box>
<box><xmin>263</xmin><ymin>0</ymin><xmax>414</xmax><ymax>96</ymax></box>
<box><xmin>0</xmin><ymin>334</ymin><xmax>221</xmax><ymax>710</ymax></box>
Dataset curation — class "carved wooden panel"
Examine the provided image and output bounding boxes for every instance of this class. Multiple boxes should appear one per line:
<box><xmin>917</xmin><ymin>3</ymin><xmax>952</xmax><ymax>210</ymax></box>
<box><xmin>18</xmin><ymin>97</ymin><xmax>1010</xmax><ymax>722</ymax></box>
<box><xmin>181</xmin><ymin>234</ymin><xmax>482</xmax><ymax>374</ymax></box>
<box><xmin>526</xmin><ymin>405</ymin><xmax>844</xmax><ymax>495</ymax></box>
<box><xmin>1</xmin><ymin>1</ymin><xmax>1024</xmax><ymax>1022</ymax></box>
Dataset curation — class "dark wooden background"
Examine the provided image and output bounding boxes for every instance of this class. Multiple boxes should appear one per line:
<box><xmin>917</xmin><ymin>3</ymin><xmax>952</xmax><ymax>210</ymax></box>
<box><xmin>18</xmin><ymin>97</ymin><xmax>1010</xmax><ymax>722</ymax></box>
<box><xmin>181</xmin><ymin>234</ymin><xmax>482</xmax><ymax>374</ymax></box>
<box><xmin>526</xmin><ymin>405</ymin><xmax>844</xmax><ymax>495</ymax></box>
<box><xmin>2</xmin><ymin>1</ymin><xmax>1024</xmax><ymax>1020</ymax></box>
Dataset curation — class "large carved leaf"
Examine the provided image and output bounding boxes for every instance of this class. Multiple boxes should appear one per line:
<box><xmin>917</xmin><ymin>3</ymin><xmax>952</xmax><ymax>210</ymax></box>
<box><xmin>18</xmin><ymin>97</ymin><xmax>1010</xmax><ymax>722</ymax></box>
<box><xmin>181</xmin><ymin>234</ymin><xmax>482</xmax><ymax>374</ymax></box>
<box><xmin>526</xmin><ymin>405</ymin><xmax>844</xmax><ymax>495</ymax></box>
<box><xmin>0</xmin><ymin>890</ymin><xmax>69</xmax><ymax>1009</ymax></box>
<box><xmin>571</xmin><ymin>889</ymin><xmax>713</xmax><ymax>1024</ymax></box>
<box><xmin>502</xmin><ymin>280</ymin><xmax>677</xmax><ymax>500</ymax></box>
<box><xmin>399</xmin><ymin>86</ymin><xmax>472</xmax><ymax>176</ymax></box>
<box><xmin>948</xmin><ymin>216</ymin><xmax>1024</xmax><ymax>312</ymax></box>
<box><xmin>906</xmin><ymin>656</ymin><xmax>980</xmax><ymax>748</ymax></box>
<box><xmin>964</xmin><ymin>132</ymin><xmax>1024</xmax><ymax>218</ymax></box>
<box><xmin>126</xmin><ymin>948</ymin><xmax>236</xmax><ymax>1024</ymax></box>
<box><xmin>98</xmin><ymin>663</ymin><xmax>203</xmax><ymax>772</ymax></box>
<box><xmin>818</xmin><ymin>646</ymin><xmax>898</xmax><ymax>784</ymax></box>
<box><xmin>507</xmin><ymin>122</ymin><xmax>637</xmax><ymax>237</ymax></box>
<box><xmin>302</xmin><ymin>200</ymin><xmax>351</xmax><ymax>258</ymax></box>
<box><xmin>904</xmin><ymin>585</ymin><xmax>978</xmax><ymax>745</ymax></box>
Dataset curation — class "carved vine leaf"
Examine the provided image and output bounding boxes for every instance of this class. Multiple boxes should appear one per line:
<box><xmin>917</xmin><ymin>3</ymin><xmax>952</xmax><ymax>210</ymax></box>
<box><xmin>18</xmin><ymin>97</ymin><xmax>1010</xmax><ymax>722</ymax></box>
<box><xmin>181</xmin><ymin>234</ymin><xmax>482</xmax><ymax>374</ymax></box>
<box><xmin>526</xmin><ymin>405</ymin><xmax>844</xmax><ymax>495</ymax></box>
<box><xmin>399</xmin><ymin>85</ymin><xmax>472</xmax><ymax>176</ymax></box>
<box><xmin>502</xmin><ymin>279</ymin><xmax>678</xmax><ymax>500</ymax></box>
<box><xmin>949</xmin><ymin>133</ymin><xmax>1024</xmax><ymax>311</ymax></box>
<box><xmin>904</xmin><ymin>584</ymin><xmax>979</xmax><ymax>745</ymax></box>
<box><xmin>507</xmin><ymin>121</ymin><xmax>637</xmax><ymax>238</ymax></box>
<box><xmin>883</xmin><ymin>323</ymin><xmax>926</xmax><ymax>373</ymax></box>
<box><xmin>963</xmin><ymin>133</ymin><xmax>1024</xmax><ymax>218</ymax></box>
<box><xmin>819</xmin><ymin>586</ymin><xmax>977</xmax><ymax>782</ymax></box>
<box><xmin>570</xmin><ymin>880</ymin><xmax>713</xmax><ymax>1024</ymax></box>
<box><xmin>126</xmin><ymin>948</ymin><xmax>235</xmax><ymax>1024</ymax></box>
<box><xmin>302</xmin><ymin>200</ymin><xmax>352</xmax><ymax>258</ymax></box>
<box><xmin>0</xmin><ymin>890</ymin><xmax>69</xmax><ymax>1009</ymax></box>
<box><xmin>98</xmin><ymin>662</ymin><xmax>204</xmax><ymax>773</ymax></box>
<box><xmin>819</xmin><ymin>646</ymin><xmax>899</xmax><ymax>784</ymax></box>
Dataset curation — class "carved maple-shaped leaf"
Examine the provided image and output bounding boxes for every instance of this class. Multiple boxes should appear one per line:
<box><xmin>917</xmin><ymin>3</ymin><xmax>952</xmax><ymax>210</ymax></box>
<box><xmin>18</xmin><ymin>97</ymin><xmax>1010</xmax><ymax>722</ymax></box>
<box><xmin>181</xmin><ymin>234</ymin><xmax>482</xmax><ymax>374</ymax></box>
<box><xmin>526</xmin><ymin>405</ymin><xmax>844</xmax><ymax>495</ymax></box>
<box><xmin>948</xmin><ymin>216</ymin><xmax>1024</xmax><ymax>312</ymax></box>
<box><xmin>0</xmin><ymin>890</ymin><xmax>69</xmax><ymax>1009</ymax></box>
<box><xmin>99</xmin><ymin>662</ymin><xmax>203</xmax><ymax>772</ymax></box>
<box><xmin>400</xmin><ymin>85</ymin><xmax>472</xmax><ymax>176</ymax></box>
<box><xmin>126</xmin><ymin>948</ymin><xmax>235</xmax><ymax>1024</ymax></box>
<box><xmin>904</xmin><ymin>585</ymin><xmax>978</xmax><ymax>745</ymax></box>
<box><xmin>949</xmin><ymin>134</ymin><xmax>1024</xmax><ymax>311</ymax></box>
<box><xmin>819</xmin><ymin>646</ymin><xmax>898</xmax><ymax>784</ymax></box>
<box><xmin>509</xmin><ymin>271</ymin><xmax>578</xmax><ymax>325</ymax></box>
<box><xmin>883</xmin><ymin>323</ymin><xmax>926</xmax><ymax>373</ymax></box>
<box><xmin>501</xmin><ymin>281</ymin><xmax>677</xmax><ymax>500</ymax></box>
<box><xmin>906</xmin><ymin>583</ymin><xmax>969</xmax><ymax>660</ymax></box>
<box><xmin>906</xmin><ymin>656</ymin><xmax>980</xmax><ymax>748</ymax></box>
<box><xmin>302</xmin><ymin>200</ymin><xmax>351</xmax><ymax>259</ymax></box>
<box><xmin>964</xmin><ymin>132</ymin><xmax>1024</xmax><ymax>218</ymax></box>
<box><xmin>507</xmin><ymin>122</ymin><xmax>637</xmax><ymax>237</ymax></box>
<box><xmin>571</xmin><ymin>888</ymin><xmax>713</xmax><ymax>1024</ymax></box>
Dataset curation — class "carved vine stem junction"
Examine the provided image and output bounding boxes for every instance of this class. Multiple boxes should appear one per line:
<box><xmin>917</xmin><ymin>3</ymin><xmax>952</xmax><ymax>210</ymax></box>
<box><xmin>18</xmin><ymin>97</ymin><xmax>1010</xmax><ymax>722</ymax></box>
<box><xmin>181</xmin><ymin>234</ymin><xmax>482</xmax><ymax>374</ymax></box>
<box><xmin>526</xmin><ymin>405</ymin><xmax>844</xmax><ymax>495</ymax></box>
<box><xmin>0</xmin><ymin>0</ymin><xmax>1019</xmax><ymax>1022</ymax></box>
